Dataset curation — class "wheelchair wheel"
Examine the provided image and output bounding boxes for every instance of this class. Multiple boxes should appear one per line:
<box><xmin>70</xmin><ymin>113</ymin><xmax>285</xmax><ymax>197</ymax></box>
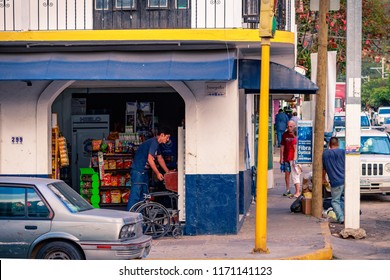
<box><xmin>129</xmin><ymin>201</ymin><xmax>145</xmax><ymax>212</ymax></box>
<box><xmin>172</xmin><ymin>225</ymin><xmax>183</xmax><ymax>239</ymax></box>
<box><xmin>135</xmin><ymin>202</ymin><xmax>171</xmax><ymax>239</ymax></box>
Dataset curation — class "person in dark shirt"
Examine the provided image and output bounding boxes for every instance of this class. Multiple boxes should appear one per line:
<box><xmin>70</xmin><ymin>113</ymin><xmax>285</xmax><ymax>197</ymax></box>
<box><xmin>275</xmin><ymin>109</ymin><xmax>289</xmax><ymax>147</ymax></box>
<box><xmin>126</xmin><ymin>127</ymin><xmax>172</xmax><ymax>211</ymax></box>
<box><xmin>322</xmin><ymin>137</ymin><xmax>345</xmax><ymax>224</ymax></box>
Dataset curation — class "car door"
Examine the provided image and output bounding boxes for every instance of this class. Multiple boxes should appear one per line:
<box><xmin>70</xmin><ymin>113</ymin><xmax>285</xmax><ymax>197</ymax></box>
<box><xmin>0</xmin><ymin>185</ymin><xmax>52</xmax><ymax>258</ymax></box>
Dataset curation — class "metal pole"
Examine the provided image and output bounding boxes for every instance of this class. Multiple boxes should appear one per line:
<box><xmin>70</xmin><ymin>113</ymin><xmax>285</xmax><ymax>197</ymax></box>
<box><xmin>345</xmin><ymin>0</ymin><xmax>362</xmax><ymax>229</ymax></box>
<box><xmin>254</xmin><ymin>37</ymin><xmax>271</xmax><ymax>253</ymax></box>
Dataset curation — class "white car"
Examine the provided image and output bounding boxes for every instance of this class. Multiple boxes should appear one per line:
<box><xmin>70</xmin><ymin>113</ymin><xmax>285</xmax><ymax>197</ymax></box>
<box><xmin>375</xmin><ymin>106</ymin><xmax>390</xmax><ymax>125</ymax></box>
<box><xmin>0</xmin><ymin>177</ymin><xmax>152</xmax><ymax>259</ymax></box>
<box><xmin>383</xmin><ymin>117</ymin><xmax>390</xmax><ymax>133</ymax></box>
<box><xmin>336</xmin><ymin>129</ymin><xmax>390</xmax><ymax>194</ymax></box>
<box><xmin>333</xmin><ymin>111</ymin><xmax>371</xmax><ymax>131</ymax></box>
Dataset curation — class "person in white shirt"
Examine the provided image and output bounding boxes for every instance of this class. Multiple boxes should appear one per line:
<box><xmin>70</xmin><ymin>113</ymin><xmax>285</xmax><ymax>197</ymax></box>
<box><xmin>291</xmin><ymin>111</ymin><xmax>300</xmax><ymax>125</ymax></box>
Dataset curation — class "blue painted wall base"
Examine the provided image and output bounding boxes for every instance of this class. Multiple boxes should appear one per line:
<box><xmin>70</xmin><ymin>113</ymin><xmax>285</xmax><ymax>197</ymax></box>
<box><xmin>184</xmin><ymin>173</ymin><xmax>252</xmax><ymax>235</ymax></box>
<box><xmin>239</xmin><ymin>170</ymin><xmax>253</xmax><ymax>215</ymax></box>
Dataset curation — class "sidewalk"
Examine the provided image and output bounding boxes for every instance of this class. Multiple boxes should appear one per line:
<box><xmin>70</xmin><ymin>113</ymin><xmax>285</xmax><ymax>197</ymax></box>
<box><xmin>147</xmin><ymin>150</ymin><xmax>332</xmax><ymax>260</ymax></box>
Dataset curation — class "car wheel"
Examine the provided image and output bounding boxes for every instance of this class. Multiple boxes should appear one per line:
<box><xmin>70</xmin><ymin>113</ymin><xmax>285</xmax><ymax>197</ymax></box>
<box><xmin>36</xmin><ymin>241</ymin><xmax>83</xmax><ymax>260</ymax></box>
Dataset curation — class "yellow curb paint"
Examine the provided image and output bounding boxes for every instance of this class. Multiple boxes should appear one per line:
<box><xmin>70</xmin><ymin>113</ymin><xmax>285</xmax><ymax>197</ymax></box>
<box><xmin>281</xmin><ymin>222</ymin><xmax>333</xmax><ymax>260</ymax></box>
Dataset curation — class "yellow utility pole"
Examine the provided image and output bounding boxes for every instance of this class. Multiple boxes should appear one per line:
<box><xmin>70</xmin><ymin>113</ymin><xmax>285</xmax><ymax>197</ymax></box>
<box><xmin>254</xmin><ymin>0</ymin><xmax>275</xmax><ymax>254</ymax></box>
<box><xmin>312</xmin><ymin>0</ymin><xmax>329</xmax><ymax>218</ymax></box>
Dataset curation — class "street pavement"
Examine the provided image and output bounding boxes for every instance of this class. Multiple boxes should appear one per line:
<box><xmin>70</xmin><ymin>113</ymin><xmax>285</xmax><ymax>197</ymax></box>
<box><xmin>147</xmin><ymin>149</ymin><xmax>332</xmax><ymax>260</ymax></box>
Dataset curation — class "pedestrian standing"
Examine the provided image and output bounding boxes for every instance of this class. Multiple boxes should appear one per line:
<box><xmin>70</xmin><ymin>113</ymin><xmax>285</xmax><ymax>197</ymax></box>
<box><xmin>291</xmin><ymin>111</ymin><xmax>300</xmax><ymax>125</ymax></box>
<box><xmin>275</xmin><ymin>108</ymin><xmax>289</xmax><ymax>148</ymax></box>
<box><xmin>280</xmin><ymin>121</ymin><xmax>301</xmax><ymax>197</ymax></box>
<box><xmin>322</xmin><ymin>137</ymin><xmax>345</xmax><ymax>224</ymax></box>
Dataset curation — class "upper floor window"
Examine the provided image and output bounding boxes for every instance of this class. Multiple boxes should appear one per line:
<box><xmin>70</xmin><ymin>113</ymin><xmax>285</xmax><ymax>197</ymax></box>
<box><xmin>148</xmin><ymin>0</ymin><xmax>168</xmax><ymax>8</ymax></box>
<box><xmin>95</xmin><ymin>0</ymin><xmax>109</xmax><ymax>10</ymax></box>
<box><xmin>176</xmin><ymin>0</ymin><xmax>188</xmax><ymax>9</ymax></box>
<box><xmin>116</xmin><ymin>0</ymin><xmax>136</xmax><ymax>9</ymax></box>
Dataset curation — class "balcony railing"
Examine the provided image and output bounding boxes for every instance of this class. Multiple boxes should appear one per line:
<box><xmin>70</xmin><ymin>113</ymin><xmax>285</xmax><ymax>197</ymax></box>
<box><xmin>0</xmin><ymin>0</ymin><xmax>293</xmax><ymax>32</ymax></box>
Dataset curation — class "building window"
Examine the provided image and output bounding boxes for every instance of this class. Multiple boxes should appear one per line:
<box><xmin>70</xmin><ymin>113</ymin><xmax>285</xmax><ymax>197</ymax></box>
<box><xmin>176</xmin><ymin>0</ymin><xmax>188</xmax><ymax>9</ymax></box>
<box><xmin>148</xmin><ymin>0</ymin><xmax>168</xmax><ymax>8</ymax></box>
<box><xmin>115</xmin><ymin>0</ymin><xmax>136</xmax><ymax>9</ymax></box>
<box><xmin>95</xmin><ymin>0</ymin><xmax>109</xmax><ymax>10</ymax></box>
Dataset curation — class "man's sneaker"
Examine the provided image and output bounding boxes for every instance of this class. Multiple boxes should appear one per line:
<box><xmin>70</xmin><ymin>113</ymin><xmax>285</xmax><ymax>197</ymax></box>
<box><xmin>283</xmin><ymin>190</ymin><xmax>291</xmax><ymax>196</ymax></box>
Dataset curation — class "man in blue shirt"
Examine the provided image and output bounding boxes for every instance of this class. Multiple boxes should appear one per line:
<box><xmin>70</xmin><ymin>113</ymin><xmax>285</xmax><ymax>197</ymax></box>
<box><xmin>275</xmin><ymin>109</ymin><xmax>289</xmax><ymax>147</ymax></box>
<box><xmin>322</xmin><ymin>137</ymin><xmax>345</xmax><ymax>223</ymax></box>
<box><xmin>127</xmin><ymin>127</ymin><xmax>172</xmax><ymax>211</ymax></box>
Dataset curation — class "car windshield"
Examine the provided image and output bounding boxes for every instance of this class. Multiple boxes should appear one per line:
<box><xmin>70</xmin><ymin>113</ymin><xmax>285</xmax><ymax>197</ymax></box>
<box><xmin>338</xmin><ymin>136</ymin><xmax>390</xmax><ymax>155</ymax></box>
<box><xmin>360</xmin><ymin>116</ymin><xmax>370</xmax><ymax>127</ymax></box>
<box><xmin>48</xmin><ymin>182</ymin><xmax>92</xmax><ymax>213</ymax></box>
<box><xmin>384</xmin><ymin>117</ymin><xmax>390</xmax><ymax>124</ymax></box>
<box><xmin>333</xmin><ymin>115</ymin><xmax>370</xmax><ymax>128</ymax></box>
<box><xmin>379</xmin><ymin>108</ymin><xmax>390</xmax><ymax>114</ymax></box>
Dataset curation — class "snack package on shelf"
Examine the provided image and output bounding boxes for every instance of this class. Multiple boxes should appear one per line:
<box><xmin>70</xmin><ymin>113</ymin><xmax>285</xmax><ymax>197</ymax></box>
<box><xmin>116</xmin><ymin>159</ymin><xmax>124</xmax><ymax>169</ymax></box>
<box><xmin>102</xmin><ymin>173</ymin><xmax>112</xmax><ymax>186</ymax></box>
<box><xmin>100</xmin><ymin>191</ymin><xmax>111</xmax><ymax>204</ymax></box>
<box><xmin>108</xmin><ymin>160</ymin><xmax>116</xmax><ymax>170</ymax></box>
<box><xmin>123</xmin><ymin>159</ymin><xmax>132</xmax><ymax>169</ymax></box>
<box><xmin>122</xmin><ymin>190</ymin><xmax>130</xmax><ymax>203</ymax></box>
<box><xmin>110</xmin><ymin>190</ymin><xmax>122</xmax><ymax>203</ymax></box>
<box><xmin>92</xmin><ymin>140</ymin><xmax>102</xmax><ymax>152</ymax></box>
<box><xmin>58</xmin><ymin>136</ymin><xmax>69</xmax><ymax>167</ymax></box>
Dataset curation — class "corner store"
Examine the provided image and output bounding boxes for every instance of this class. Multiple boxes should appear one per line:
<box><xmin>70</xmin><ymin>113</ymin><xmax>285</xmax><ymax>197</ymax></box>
<box><xmin>0</xmin><ymin>2</ymin><xmax>318</xmax><ymax>233</ymax></box>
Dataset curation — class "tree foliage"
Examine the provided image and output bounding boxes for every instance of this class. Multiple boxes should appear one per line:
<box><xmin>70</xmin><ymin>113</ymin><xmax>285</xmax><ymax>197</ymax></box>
<box><xmin>361</xmin><ymin>76</ymin><xmax>390</xmax><ymax>109</ymax></box>
<box><xmin>296</xmin><ymin>0</ymin><xmax>390</xmax><ymax>81</ymax></box>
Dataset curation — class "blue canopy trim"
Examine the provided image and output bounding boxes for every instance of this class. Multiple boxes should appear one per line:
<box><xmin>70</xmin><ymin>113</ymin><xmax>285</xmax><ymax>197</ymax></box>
<box><xmin>239</xmin><ymin>59</ymin><xmax>318</xmax><ymax>94</ymax></box>
<box><xmin>0</xmin><ymin>51</ymin><xmax>237</xmax><ymax>81</ymax></box>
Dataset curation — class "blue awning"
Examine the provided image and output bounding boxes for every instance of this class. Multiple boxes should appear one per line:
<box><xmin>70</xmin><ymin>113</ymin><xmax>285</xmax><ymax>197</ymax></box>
<box><xmin>0</xmin><ymin>51</ymin><xmax>236</xmax><ymax>81</ymax></box>
<box><xmin>239</xmin><ymin>59</ymin><xmax>318</xmax><ymax>94</ymax></box>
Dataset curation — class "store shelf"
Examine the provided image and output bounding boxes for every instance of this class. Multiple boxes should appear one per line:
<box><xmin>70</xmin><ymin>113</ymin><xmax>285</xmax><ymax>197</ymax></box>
<box><xmin>91</xmin><ymin>148</ymin><xmax>133</xmax><ymax>208</ymax></box>
<box><xmin>100</xmin><ymin>186</ymin><xmax>129</xmax><ymax>190</ymax></box>
<box><xmin>103</xmin><ymin>169</ymin><xmax>131</xmax><ymax>172</ymax></box>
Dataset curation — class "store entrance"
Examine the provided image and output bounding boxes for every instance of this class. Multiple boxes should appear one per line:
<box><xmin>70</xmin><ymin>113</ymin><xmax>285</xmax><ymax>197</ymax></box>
<box><xmin>52</xmin><ymin>87</ymin><xmax>185</xmax><ymax>210</ymax></box>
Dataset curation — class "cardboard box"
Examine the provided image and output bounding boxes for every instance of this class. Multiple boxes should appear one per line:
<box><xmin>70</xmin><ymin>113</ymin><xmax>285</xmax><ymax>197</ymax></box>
<box><xmin>302</xmin><ymin>197</ymin><xmax>312</xmax><ymax>215</ymax></box>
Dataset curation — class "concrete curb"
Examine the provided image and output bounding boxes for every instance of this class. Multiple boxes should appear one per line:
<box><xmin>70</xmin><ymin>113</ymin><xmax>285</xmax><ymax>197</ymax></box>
<box><xmin>280</xmin><ymin>222</ymin><xmax>333</xmax><ymax>260</ymax></box>
<box><xmin>148</xmin><ymin>222</ymin><xmax>333</xmax><ymax>260</ymax></box>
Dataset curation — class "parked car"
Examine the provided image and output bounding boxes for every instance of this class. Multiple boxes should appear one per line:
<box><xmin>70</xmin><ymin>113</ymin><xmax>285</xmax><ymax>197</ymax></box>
<box><xmin>324</xmin><ymin>112</ymin><xmax>371</xmax><ymax>146</ymax></box>
<box><xmin>374</xmin><ymin>106</ymin><xmax>390</xmax><ymax>125</ymax></box>
<box><xmin>0</xmin><ymin>177</ymin><xmax>152</xmax><ymax>260</ymax></box>
<box><xmin>383</xmin><ymin>117</ymin><xmax>390</xmax><ymax>133</ymax></box>
<box><xmin>335</xmin><ymin>129</ymin><xmax>390</xmax><ymax>194</ymax></box>
<box><xmin>333</xmin><ymin>111</ymin><xmax>371</xmax><ymax>131</ymax></box>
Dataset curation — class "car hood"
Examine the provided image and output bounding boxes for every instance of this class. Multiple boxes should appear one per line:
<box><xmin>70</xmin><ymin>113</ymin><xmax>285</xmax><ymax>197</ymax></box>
<box><xmin>361</xmin><ymin>154</ymin><xmax>390</xmax><ymax>161</ymax></box>
<box><xmin>76</xmin><ymin>209</ymin><xmax>143</xmax><ymax>224</ymax></box>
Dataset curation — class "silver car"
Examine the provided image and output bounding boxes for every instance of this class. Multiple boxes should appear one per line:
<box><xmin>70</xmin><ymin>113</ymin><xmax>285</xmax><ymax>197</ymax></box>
<box><xmin>0</xmin><ymin>177</ymin><xmax>151</xmax><ymax>259</ymax></box>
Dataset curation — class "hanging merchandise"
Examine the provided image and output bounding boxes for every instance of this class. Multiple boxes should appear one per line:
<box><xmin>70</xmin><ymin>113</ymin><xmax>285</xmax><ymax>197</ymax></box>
<box><xmin>58</xmin><ymin>136</ymin><xmax>69</xmax><ymax>167</ymax></box>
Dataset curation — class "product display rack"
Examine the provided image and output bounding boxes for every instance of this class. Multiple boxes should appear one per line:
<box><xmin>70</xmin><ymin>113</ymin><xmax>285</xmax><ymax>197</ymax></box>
<box><xmin>79</xmin><ymin>168</ymin><xmax>100</xmax><ymax>208</ymax></box>
<box><xmin>91</xmin><ymin>147</ymin><xmax>134</xmax><ymax>208</ymax></box>
<box><xmin>51</xmin><ymin>126</ymin><xmax>60</xmax><ymax>179</ymax></box>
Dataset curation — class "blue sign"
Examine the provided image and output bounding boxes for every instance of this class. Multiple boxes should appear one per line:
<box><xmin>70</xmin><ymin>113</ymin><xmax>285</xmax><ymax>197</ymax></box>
<box><xmin>297</xmin><ymin>120</ymin><xmax>313</xmax><ymax>164</ymax></box>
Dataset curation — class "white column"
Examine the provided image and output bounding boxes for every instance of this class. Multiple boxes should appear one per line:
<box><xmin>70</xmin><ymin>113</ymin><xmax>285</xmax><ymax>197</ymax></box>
<box><xmin>345</xmin><ymin>0</ymin><xmax>362</xmax><ymax>229</ymax></box>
